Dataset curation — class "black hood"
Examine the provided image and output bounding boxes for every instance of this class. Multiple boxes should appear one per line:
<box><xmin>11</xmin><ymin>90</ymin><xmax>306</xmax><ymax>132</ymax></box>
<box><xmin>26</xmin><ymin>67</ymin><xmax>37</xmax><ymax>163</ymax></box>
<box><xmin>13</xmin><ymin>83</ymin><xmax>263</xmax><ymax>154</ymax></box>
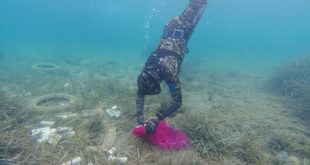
<box><xmin>137</xmin><ymin>71</ymin><xmax>161</xmax><ymax>95</ymax></box>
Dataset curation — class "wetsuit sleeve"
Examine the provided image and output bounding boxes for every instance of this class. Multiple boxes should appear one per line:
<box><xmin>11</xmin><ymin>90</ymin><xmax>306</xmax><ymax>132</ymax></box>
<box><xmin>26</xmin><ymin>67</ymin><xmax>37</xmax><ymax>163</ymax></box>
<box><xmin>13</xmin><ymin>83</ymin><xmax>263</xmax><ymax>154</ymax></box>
<box><xmin>156</xmin><ymin>80</ymin><xmax>182</xmax><ymax>120</ymax></box>
<box><xmin>135</xmin><ymin>90</ymin><xmax>145</xmax><ymax>116</ymax></box>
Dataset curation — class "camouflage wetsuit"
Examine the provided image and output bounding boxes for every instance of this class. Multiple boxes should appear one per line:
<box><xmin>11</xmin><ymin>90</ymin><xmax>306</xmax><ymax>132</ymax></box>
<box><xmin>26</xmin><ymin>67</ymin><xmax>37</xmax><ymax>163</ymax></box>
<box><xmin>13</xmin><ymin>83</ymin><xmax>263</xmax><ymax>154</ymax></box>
<box><xmin>136</xmin><ymin>0</ymin><xmax>207</xmax><ymax>121</ymax></box>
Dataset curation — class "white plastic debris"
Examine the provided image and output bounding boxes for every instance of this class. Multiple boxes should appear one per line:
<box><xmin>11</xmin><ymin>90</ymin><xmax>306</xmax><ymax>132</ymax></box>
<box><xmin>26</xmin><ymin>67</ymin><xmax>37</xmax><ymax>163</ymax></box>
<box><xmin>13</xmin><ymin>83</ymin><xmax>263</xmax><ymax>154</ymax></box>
<box><xmin>57</xmin><ymin>127</ymin><xmax>75</xmax><ymax>138</ymax></box>
<box><xmin>64</xmin><ymin>82</ymin><xmax>69</xmax><ymax>88</ymax></box>
<box><xmin>108</xmin><ymin>156</ymin><xmax>128</xmax><ymax>165</ymax></box>
<box><xmin>61</xmin><ymin>156</ymin><xmax>82</xmax><ymax>165</ymax></box>
<box><xmin>106</xmin><ymin>106</ymin><xmax>121</xmax><ymax>118</ymax></box>
<box><xmin>56</xmin><ymin>113</ymin><xmax>78</xmax><ymax>119</ymax></box>
<box><xmin>107</xmin><ymin>147</ymin><xmax>117</xmax><ymax>156</ymax></box>
<box><xmin>46</xmin><ymin>133</ymin><xmax>62</xmax><ymax>146</ymax></box>
<box><xmin>31</xmin><ymin>127</ymin><xmax>62</xmax><ymax>146</ymax></box>
<box><xmin>105</xmin><ymin>146</ymin><xmax>127</xmax><ymax>164</ymax></box>
<box><xmin>81</xmin><ymin>109</ymin><xmax>97</xmax><ymax>117</ymax></box>
<box><xmin>40</xmin><ymin>121</ymin><xmax>55</xmax><ymax>127</ymax></box>
<box><xmin>32</xmin><ymin>127</ymin><xmax>51</xmax><ymax>137</ymax></box>
<box><xmin>57</xmin><ymin>127</ymin><xmax>72</xmax><ymax>133</ymax></box>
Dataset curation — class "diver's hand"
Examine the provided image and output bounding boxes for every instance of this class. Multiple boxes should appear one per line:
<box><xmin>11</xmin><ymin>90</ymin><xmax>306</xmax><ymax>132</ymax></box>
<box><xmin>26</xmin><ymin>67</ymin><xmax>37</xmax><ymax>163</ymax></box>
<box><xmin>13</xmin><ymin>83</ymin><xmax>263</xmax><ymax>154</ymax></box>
<box><xmin>145</xmin><ymin>117</ymin><xmax>160</xmax><ymax>134</ymax></box>
<box><xmin>136</xmin><ymin>115</ymin><xmax>145</xmax><ymax>125</ymax></box>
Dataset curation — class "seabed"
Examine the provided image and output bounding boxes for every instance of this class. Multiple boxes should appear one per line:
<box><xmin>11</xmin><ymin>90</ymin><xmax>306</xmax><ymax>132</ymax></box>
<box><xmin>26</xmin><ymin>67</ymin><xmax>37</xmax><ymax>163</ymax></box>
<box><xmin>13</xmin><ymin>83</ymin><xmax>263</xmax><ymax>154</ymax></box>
<box><xmin>0</xmin><ymin>50</ymin><xmax>309</xmax><ymax>165</ymax></box>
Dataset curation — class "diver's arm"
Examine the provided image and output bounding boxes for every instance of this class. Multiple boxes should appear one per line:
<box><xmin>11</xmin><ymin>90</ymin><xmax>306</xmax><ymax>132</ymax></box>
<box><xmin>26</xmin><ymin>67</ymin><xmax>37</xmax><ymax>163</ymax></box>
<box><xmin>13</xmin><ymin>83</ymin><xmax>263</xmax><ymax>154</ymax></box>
<box><xmin>135</xmin><ymin>90</ymin><xmax>145</xmax><ymax>124</ymax></box>
<box><xmin>156</xmin><ymin>81</ymin><xmax>182</xmax><ymax>120</ymax></box>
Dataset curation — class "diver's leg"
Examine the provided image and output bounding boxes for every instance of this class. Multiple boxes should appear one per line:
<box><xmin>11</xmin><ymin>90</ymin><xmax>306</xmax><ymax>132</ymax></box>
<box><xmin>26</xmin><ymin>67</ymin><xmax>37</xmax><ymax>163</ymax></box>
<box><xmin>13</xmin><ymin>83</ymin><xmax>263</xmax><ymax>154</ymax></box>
<box><xmin>181</xmin><ymin>0</ymin><xmax>207</xmax><ymax>28</ymax></box>
<box><xmin>158</xmin><ymin>0</ymin><xmax>207</xmax><ymax>55</ymax></box>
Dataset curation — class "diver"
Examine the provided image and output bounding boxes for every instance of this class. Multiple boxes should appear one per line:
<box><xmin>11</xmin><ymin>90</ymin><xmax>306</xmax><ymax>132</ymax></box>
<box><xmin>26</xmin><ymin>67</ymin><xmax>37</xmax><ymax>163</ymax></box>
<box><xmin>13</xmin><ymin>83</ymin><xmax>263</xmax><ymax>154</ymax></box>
<box><xmin>135</xmin><ymin>0</ymin><xmax>207</xmax><ymax>134</ymax></box>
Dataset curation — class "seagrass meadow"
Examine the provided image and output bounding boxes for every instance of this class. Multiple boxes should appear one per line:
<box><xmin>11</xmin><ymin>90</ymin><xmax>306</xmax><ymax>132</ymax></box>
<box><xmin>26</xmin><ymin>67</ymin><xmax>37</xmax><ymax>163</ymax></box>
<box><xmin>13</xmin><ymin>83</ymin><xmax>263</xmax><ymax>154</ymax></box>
<box><xmin>1</xmin><ymin>0</ymin><xmax>310</xmax><ymax>164</ymax></box>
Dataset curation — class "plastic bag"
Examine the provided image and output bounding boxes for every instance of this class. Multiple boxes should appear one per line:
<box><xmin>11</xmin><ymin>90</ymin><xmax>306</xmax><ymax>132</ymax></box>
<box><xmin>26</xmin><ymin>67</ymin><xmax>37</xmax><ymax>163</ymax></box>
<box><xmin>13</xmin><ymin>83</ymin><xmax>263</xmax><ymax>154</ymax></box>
<box><xmin>132</xmin><ymin>120</ymin><xmax>189</xmax><ymax>150</ymax></box>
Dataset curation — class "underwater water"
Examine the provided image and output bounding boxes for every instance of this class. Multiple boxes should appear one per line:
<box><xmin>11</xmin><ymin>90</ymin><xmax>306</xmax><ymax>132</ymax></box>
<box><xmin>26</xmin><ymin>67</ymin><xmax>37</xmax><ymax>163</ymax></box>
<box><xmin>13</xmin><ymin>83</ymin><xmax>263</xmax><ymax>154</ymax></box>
<box><xmin>1</xmin><ymin>0</ymin><xmax>309</xmax><ymax>64</ymax></box>
<box><xmin>1</xmin><ymin>0</ymin><xmax>310</xmax><ymax>164</ymax></box>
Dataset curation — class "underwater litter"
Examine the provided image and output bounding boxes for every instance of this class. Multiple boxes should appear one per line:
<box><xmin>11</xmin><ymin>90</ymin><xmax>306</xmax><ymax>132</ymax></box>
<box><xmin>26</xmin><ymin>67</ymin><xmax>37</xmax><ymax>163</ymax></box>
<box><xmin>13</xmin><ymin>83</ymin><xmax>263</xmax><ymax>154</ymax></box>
<box><xmin>27</xmin><ymin>104</ymin><xmax>128</xmax><ymax>164</ymax></box>
<box><xmin>31</xmin><ymin>63</ymin><xmax>60</xmax><ymax>72</ymax></box>
<box><xmin>31</xmin><ymin>121</ymin><xmax>75</xmax><ymax>147</ymax></box>
<box><xmin>6</xmin><ymin>58</ymin><xmax>310</xmax><ymax>164</ymax></box>
<box><xmin>28</xmin><ymin>93</ymin><xmax>78</xmax><ymax>114</ymax></box>
<box><xmin>132</xmin><ymin>120</ymin><xmax>190</xmax><ymax>150</ymax></box>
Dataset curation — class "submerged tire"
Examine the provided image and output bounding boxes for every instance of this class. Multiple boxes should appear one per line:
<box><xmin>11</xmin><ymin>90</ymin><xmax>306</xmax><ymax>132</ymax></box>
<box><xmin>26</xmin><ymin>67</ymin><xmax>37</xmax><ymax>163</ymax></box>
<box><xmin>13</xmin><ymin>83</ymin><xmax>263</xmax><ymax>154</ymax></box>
<box><xmin>31</xmin><ymin>63</ymin><xmax>60</xmax><ymax>71</ymax></box>
<box><xmin>29</xmin><ymin>93</ymin><xmax>77</xmax><ymax>113</ymax></box>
